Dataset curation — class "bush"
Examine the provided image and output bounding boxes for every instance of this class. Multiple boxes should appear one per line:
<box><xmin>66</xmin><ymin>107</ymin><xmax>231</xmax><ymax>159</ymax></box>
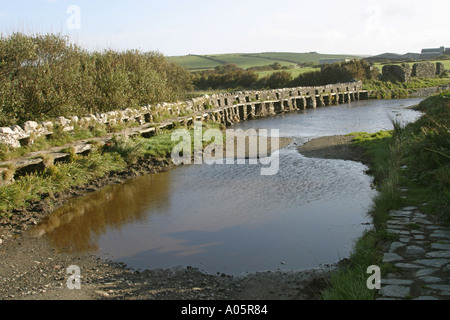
<box><xmin>192</xmin><ymin>64</ymin><xmax>258</xmax><ymax>90</ymax></box>
<box><xmin>289</xmin><ymin>59</ymin><xmax>379</xmax><ymax>87</ymax></box>
<box><xmin>0</xmin><ymin>32</ymin><xmax>193</xmax><ymax>126</ymax></box>
<box><xmin>255</xmin><ymin>71</ymin><xmax>292</xmax><ymax>89</ymax></box>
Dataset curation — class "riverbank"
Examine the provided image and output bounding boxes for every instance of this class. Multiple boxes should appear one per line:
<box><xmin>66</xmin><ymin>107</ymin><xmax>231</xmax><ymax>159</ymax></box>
<box><xmin>1</xmin><ymin>128</ymin><xmax>330</xmax><ymax>301</ymax></box>
<box><xmin>0</xmin><ymin>227</ymin><xmax>332</xmax><ymax>300</ymax></box>
<box><xmin>315</xmin><ymin>92</ymin><xmax>450</xmax><ymax>300</ymax></box>
<box><xmin>298</xmin><ymin>135</ymin><xmax>369</xmax><ymax>165</ymax></box>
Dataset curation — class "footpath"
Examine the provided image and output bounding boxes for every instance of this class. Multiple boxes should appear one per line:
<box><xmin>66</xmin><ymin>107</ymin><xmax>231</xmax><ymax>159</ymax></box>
<box><xmin>377</xmin><ymin>187</ymin><xmax>450</xmax><ymax>300</ymax></box>
<box><xmin>299</xmin><ymin>134</ymin><xmax>450</xmax><ymax>300</ymax></box>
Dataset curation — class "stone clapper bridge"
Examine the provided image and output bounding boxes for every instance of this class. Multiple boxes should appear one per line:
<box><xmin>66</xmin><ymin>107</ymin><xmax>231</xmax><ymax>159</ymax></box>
<box><xmin>0</xmin><ymin>81</ymin><xmax>369</xmax><ymax>185</ymax></box>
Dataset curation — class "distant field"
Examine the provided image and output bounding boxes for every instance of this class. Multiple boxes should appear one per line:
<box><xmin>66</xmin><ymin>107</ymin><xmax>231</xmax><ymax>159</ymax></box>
<box><xmin>247</xmin><ymin>52</ymin><xmax>362</xmax><ymax>64</ymax></box>
<box><xmin>167</xmin><ymin>55</ymin><xmax>220</xmax><ymax>70</ymax></box>
<box><xmin>255</xmin><ymin>67</ymin><xmax>319</xmax><ymax>79</ymax></box>
<box><xmin>168</xmin><ymin>52</ymin><xmax>364</xmax><ymax>71</ymax></box>
<box><xmin>168</xmin><ymin>52</ymin><xmax>450</xmax><ymax>82</ymax></box>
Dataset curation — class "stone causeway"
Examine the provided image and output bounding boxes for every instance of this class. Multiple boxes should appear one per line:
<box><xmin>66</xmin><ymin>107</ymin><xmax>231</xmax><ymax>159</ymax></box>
<box><xmin>377</xmin><ymin>193</ymin><xmax>450</xmax><ymax>300</ymax></box>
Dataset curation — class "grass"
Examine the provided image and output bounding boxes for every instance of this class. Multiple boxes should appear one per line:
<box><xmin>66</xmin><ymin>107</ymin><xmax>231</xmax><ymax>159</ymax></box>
<box><xmin>255</xmin><ymin>66</ymin><xmax>318</xmax><ymax>79</ymax></box>
<box><xmin>0</xmin><ymin>151</ymin><xmax>127</xmax><ymax>215</ymax></box>
<box><xmin>321</xmin><ymin>91</ymin><xmax>449</xmax><ymax>299</ymax></box>
<box><xmin>321</xmin><ymin>230</ymin><xmax>382</xmax><ymax>300</ymax></box>
<box><xmin>0</xmin><ymin>121</ymin><xmax>225</xmax><ymax>217</ymax></box>
<box><xmin>362</xmin><ymin>77</ymin><xmax>450</xmax><ymax>99</ymax></box>
<box><xmin>168</xmin><ymin>52</ymin><xmax>364</xmax><ymax>71</ymax></box>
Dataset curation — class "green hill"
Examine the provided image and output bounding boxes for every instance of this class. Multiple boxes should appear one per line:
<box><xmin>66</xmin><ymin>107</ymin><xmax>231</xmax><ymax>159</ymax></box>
<box><xmin>168</xmin><ymin>52</ymin><xmax>364</xmax><ymax>71</ymax></box>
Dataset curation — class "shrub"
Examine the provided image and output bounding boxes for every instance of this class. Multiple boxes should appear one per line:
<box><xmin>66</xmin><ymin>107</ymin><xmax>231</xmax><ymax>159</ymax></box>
<box><xmin>289</xmin><ymin>59</ymin><xmax>379</xmax><ymax>87</ymax></box>
<box><xmin>0</xmin><ymin>32</ymin><xmax>193</xmax><ymax>126</ymax></box>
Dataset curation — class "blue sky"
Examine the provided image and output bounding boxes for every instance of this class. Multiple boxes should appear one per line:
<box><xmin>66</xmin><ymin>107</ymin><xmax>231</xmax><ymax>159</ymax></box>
<box><xmin>0</xmin><ymin>0</ymin><xmax>449</xmax><ymax>56</ymax></box>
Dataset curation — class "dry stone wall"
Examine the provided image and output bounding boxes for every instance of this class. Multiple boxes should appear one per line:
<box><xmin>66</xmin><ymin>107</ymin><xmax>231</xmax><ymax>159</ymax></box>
<box><xmin>0</xmin><ymin>81</ymin><xmax>365</xmax><ymax>150</ymax></box>
<box><xmin>382</xmin><ymin>65</ymin><xmax>411</xmax><ymax>82</ymax></box>
<box><xmin>382</xmin><ymin>62</ymin><xmax>446</xmax><ymax>82</ymax></box>
<box><xmin>412</xmin><ymin>62</ymin><xmax>437</xmax><ymax>78</ymax></box>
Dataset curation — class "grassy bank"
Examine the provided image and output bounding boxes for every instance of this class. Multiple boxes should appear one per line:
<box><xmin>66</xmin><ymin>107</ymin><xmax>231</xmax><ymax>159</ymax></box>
<box><xmin>0</xmin><ymin>122</ymin><xmax>223</xmax><ymax>217</ymax></box>
<box><xmin>362</xmin><ymin>78</ymin><xmax>450</xmax><ymax>99</ymax></box>
<box><xmin>321</xmin><ymin>91</ymin><xmax>449</xmax><ymax>300</ymax></box>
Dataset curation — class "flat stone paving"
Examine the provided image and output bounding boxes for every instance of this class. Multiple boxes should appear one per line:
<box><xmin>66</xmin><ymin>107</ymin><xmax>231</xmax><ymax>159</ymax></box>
<box><xmin>377</xmin><ymin>201</ymin><xmax>450</xmax><ymax>300</ymax></box>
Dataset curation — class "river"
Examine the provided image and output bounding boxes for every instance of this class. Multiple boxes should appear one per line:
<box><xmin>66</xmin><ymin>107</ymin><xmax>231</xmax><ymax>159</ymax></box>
<box><xmin>33</xmin><ymin>97</ymin><xmax>424</xmax><ymax>276</ymax></box>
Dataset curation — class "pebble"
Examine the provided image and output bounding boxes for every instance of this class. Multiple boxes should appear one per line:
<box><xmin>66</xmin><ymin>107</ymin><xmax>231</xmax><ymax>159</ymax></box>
<box><xmin>413</xmin><ymin>296</ymin><xmax>439</xmax><ymax>300</ymax></box>
<box><xmin>383</xmin><ymin>253</ymin><xmax>403</xmax><ymax>262</ymax></box>
<box><xmin>431</xmin><ymin>243</ymin><xmax>450</xmax><ymax>250</ymax></box>
<box><xmin>389</xmin><ymin>242</ymin><xmax>405</xmax><ymax>253</ymax></box>
<box><xmin>428</xmin><ymin>285</ymin><xmax>450</xmax><ymax>295</ymax></box>
<box><xmin>415</xmin><ymin>269</ymin><xmax>436</xmax><ymax>277</ymax></box>
<box><xmin>405</xmin><ymin>245</ymin><xmax>425</xmax><ymax>255</ymax></box>
<box><xmin>418</xmin><ymin>276</ymin><xmax>442</xmax><ymax>283</ymax></box>
<box><xmin>380</xmin><ymin>285</ymin><xmax>410</xmax><ymax>298</ymax></box>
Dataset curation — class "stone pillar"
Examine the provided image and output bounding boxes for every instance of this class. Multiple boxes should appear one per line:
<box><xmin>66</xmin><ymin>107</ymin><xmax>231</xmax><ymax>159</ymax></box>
<box><xmin>239</xmin><ymin>105</ymin><xmax>247</xmax><ymax>121</ymax></box>
<box><xmin>316</xmin><ymin>96</ymin><xmax>325</xmax><ymax>107</ymax></box>
<box><xmin>247</xmin><ymin>105</ymin><xmax>255</xmax><ymax>119</ymax></box>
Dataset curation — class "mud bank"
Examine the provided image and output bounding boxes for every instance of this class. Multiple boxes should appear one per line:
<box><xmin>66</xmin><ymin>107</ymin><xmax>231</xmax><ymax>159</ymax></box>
<box><xmin>298</xmin><ymin>135</ymin><xmax>369</xmax><ymax>165</ymax></box>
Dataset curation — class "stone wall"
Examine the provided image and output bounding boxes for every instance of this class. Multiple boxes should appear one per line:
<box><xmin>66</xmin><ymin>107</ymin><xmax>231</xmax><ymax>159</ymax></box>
<box><xmin>382</xmin><ymin>65</ymin><xmax>411</xmax><ymax>82</ymax></box>
<box><xmin>0</xmin><ymin>81</ymin><xmax>365</xmax><ymax>150</ymax></box>
<box><xmin>436</xmin><ymin>62</ymin><xmax>446</xmax><ymax>76</ymax></box>
<box><xmin>412</xmin><ymin>62</ymin><xmax>436</xmax><ymax>78</ymax></box>
<box><xmin>382</xmin><ymin>62</ymin><xmax>446</xmax><ymax>82</ymax></box>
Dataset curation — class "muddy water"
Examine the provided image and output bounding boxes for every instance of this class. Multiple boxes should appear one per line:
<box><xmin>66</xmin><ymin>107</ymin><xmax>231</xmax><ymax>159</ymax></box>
<box><xmin>34</xmin><ymin>98</ymin><xmax>424</xmax><ymax>276</ymax></box>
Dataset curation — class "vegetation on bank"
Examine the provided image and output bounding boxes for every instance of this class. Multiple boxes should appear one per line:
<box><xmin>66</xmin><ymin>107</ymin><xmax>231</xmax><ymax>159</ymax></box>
<box><xmin>362</xmin><ymin>78</ymin><xmax>450</xmax><ymax>99</ymax></box>
<box><xmin>321</xmin><ymin>91</ymin><xmax>449</xmax><ymax>300</ymax></box>
<box><xmin>0</xmin><ymin>122</ymin><xmax>223</xmax><ymax>216</ymax></box>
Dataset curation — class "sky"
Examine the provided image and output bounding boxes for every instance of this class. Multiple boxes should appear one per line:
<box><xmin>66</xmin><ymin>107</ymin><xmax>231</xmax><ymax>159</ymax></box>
<box><xmin>0</xmin><ymin>0</ymin><xmax>449</xmax><ymax>57</ymax></box>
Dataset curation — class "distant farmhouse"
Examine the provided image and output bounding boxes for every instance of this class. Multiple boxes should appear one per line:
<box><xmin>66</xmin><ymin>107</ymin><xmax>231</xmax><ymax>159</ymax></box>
<box><xmin>420</xmin><ymin>46</ymin><xmax>450</xmax><ymax>59</ymax></box>
<box><xmin>319</xmin><ymin>58</ymin><xmax>351</xmax><ymax>65</ymax></box>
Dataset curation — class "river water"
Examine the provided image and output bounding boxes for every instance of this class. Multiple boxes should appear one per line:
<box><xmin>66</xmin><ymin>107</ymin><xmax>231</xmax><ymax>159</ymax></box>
<box><xmin>34</xmin><ymin>98</ymin><xmax>424</xmax><ymax>276</ymax></box>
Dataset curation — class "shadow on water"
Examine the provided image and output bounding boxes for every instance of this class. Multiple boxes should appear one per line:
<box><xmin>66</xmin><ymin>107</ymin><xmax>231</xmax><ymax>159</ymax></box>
<box><xmin>31</xmin><ymin>172</ymin><xmax>172</xmax><ymax>252</ymax></box>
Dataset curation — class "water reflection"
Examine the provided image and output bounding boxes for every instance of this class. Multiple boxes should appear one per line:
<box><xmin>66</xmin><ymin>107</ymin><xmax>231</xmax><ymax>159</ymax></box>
<box><xmin>32</xmin><ymin>173</ymin><xmax>171</xmax><ymax>252</ymax></box>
